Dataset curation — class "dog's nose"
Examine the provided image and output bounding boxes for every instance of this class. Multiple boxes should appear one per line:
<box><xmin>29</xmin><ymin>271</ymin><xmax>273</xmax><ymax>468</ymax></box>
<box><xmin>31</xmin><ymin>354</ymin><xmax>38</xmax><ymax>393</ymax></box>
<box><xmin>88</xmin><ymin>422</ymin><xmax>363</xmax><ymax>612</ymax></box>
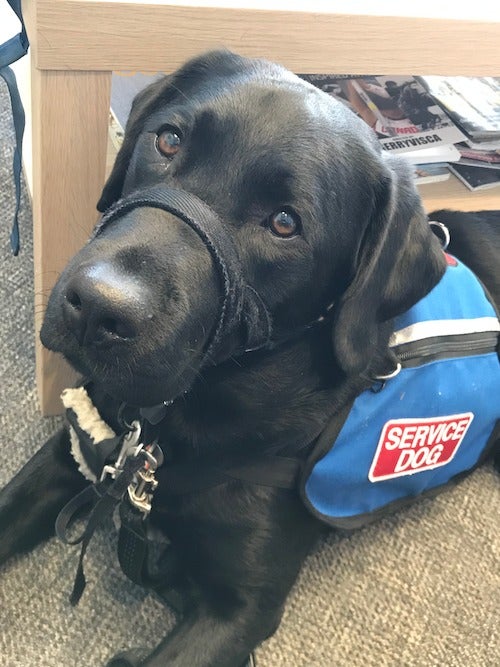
<box><xmin>62</xmin><ymin>262</ymin><xmax>153</xmax><ymax>346</ymax></box>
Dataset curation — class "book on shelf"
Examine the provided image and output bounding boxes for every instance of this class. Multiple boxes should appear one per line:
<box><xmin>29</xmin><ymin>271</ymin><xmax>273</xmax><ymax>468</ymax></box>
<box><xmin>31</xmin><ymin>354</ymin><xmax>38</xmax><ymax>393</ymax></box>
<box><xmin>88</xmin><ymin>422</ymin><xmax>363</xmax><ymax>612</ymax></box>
<box><xmin>417</xmin><ymin>76</ymin><xmax>500</xmax><ymax>144</ymax></box>
<box><xmin>448</xmin><ymin>163</ymin><xmax>500</xmax><ymax>191</ymax></box>
<box><xmin>414</xmin><ymin>163</ymin><xmax>451</xmax><ymax>185</ymax></box>
<box><xmin>109</xmin><ymin>111</ymin><xmax>124</xmax><ymax>151</ymax></box>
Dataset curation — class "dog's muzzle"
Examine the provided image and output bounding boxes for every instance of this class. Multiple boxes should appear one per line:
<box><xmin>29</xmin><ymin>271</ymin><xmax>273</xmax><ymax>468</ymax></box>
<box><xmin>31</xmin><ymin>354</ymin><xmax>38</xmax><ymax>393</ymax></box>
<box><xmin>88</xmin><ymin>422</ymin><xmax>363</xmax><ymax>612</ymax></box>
<box><xmin>94</xmin><ymin>187</ymin><xmax>273</xmax><ymax>364</ymax></box>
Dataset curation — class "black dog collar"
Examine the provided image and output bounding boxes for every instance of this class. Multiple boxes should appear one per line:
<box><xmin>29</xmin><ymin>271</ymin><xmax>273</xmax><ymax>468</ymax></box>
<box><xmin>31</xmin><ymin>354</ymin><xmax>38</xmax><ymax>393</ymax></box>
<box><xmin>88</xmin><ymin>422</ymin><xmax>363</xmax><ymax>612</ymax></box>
<box><xmin>93</xmin><ymin>186</ymin><xmax>273</xmax><ymax>362</ymax></box>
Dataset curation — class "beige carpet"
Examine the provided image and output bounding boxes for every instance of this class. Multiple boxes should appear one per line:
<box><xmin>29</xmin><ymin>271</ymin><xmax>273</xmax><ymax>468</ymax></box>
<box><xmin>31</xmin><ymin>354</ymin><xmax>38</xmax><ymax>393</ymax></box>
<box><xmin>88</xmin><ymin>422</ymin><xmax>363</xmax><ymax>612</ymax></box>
<box><xmin>1</xmin><ymin>77</ymin><xmax>499</xmax><ymax>667</ymax></box>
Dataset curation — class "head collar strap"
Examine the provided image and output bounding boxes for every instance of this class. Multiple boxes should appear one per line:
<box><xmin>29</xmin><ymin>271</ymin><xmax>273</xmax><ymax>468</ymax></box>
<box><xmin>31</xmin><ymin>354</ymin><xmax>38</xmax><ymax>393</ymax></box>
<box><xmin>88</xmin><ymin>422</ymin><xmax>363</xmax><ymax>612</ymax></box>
<box><xmin>94</xmin><ymin>187</ymin><xmax>273</xmax><ymax>361</ymax></box>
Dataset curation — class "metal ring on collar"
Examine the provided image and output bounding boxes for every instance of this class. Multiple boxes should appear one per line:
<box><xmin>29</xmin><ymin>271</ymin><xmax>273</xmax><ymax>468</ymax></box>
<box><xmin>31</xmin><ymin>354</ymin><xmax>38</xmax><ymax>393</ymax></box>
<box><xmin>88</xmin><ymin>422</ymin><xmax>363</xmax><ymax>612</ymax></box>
<box><xmin>429</xmin><ymin>221</ymin><xmax>450</xmax><ymax>250</ymax></box>
<box><xmin>373</xmin><ymin>362</ymin><xmax>402</xmax><ymax>381</ymax></box>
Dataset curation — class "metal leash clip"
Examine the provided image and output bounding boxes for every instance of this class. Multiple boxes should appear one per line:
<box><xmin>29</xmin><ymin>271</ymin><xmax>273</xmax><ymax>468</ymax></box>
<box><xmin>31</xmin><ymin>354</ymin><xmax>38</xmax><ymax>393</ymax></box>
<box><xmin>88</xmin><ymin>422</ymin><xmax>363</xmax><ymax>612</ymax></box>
<box><xmin>100</xmin><ymin>420</ymin><xmax>142</xmax><ymax>482</ymax></box>
<box><xmin>127</xmin><ymin>443</ymin><xmax>164</xmax><ymax>517</ymax></box>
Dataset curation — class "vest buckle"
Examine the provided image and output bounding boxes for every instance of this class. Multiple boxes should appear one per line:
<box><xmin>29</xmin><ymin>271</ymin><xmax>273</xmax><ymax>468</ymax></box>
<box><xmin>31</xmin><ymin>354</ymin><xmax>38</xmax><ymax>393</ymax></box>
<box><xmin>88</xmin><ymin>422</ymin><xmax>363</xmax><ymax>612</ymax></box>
<box><xmin>100</xmin><ymin>420</ymin><xmax>142</xmax><ymax>482</ymax></box>
<box><xmin>127</xmin><ymin>444</ymin><xmax>163</xmax><ymax>517</ymax></box>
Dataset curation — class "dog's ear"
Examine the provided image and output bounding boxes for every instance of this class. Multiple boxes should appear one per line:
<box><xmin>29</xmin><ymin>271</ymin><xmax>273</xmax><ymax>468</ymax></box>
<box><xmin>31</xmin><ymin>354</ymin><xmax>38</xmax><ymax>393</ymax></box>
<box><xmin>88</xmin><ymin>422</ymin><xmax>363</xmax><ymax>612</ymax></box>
<box><xmin>97</xmin><ymin>76</ymin><xmax>174</xmax><ymax>212</ymax></box>
<box><xmin>331</xmin><ymin>158</ymin><xmax>445</xmax><ymax>376</ymax></box>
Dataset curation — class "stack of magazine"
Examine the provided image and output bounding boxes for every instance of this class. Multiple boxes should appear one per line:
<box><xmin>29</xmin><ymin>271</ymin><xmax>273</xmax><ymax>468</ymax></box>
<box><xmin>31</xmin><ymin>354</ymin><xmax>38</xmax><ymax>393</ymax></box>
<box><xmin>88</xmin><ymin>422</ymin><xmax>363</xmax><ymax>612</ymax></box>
<box><xmin>299</xmin><ymin>74</ymin><xmax>466</xmax><ymax>185</ymax></box>
<box><xmin>417</xmin><ymin>76</ymin><xmax>500</xmax><ymax>191</ymax></box>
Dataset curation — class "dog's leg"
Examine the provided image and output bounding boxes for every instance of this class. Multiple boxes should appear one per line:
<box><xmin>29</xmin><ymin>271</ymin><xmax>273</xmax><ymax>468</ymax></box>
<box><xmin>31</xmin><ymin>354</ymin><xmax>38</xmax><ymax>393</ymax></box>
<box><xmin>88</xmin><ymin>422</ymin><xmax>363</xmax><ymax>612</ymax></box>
<box><xmin>0</xmin><ymin>427</ymin><xmax>86</xmax><ymax>565</ymax></box>
<box><xmin>107</xmin><ymin>600</ymin><xmax>279</xmax><ymax>667</ymax></box>
<box><xmin>107</xmin><ymin>484</ymin><xmax>324</xmax><ymax>667</ymax></box>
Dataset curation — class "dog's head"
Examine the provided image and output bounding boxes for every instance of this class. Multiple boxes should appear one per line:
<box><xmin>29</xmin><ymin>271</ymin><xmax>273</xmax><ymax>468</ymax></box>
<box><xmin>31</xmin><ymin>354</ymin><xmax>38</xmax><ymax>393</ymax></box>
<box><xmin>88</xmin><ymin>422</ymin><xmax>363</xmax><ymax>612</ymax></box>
<box><xmin>41</xmin><ymin>51</ymin><xmax>445</xmax><ymax>406</ymax></box>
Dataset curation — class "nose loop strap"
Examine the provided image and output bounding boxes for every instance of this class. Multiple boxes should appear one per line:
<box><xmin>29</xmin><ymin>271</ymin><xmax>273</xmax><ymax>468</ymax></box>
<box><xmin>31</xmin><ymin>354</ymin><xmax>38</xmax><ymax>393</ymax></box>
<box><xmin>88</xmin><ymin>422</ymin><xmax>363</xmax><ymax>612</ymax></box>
<box><xmin>94</xmin><ymin>187</ymin><xmax>273</xmax><ymax>359</ymax></box>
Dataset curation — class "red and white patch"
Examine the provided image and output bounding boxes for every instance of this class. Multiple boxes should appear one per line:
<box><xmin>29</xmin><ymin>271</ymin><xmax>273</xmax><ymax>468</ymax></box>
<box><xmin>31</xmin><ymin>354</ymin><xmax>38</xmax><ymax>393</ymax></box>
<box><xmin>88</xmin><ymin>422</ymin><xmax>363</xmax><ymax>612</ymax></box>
<box><xmin>368</xmin><ymin>413</ymin><xmax>474</xmax><ymax>482</ymax></box>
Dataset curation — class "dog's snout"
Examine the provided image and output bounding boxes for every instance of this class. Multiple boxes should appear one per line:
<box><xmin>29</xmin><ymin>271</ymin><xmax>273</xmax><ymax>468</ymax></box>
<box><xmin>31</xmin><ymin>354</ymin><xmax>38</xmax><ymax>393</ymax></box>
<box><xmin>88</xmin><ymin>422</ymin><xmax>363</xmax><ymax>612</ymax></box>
<box><xmin>62</xmin><ymin>262</ymin><xmax>153</xmax><ymax>347</ymax></box>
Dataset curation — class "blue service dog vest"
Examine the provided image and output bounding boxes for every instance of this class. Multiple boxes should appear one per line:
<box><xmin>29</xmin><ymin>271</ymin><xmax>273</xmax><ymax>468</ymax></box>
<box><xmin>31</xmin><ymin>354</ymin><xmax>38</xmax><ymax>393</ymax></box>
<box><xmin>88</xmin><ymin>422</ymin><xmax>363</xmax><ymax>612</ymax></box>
<box><xmin>302</xmin><ymin>256</ymin><xmax>500</xmax><ymax>529</ymax></box>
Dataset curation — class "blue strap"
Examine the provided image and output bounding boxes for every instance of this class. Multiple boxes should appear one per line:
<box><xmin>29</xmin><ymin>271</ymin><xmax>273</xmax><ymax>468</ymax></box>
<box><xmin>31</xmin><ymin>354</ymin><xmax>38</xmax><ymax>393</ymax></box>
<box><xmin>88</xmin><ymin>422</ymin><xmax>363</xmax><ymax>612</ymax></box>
<box><xmin>0</xmin><ymin>0</ymin><xmax>29</xmax><ymax>255</ymax></box>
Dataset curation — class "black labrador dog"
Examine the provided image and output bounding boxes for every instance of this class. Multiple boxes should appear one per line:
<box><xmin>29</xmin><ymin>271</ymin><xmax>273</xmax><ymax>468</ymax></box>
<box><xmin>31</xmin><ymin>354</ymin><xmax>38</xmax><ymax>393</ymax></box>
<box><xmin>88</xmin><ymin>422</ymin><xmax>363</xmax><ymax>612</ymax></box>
<box><xmin>1</xmin><ymin>50</ymin><xmax>499</xmax><ymax>667</ymax></box>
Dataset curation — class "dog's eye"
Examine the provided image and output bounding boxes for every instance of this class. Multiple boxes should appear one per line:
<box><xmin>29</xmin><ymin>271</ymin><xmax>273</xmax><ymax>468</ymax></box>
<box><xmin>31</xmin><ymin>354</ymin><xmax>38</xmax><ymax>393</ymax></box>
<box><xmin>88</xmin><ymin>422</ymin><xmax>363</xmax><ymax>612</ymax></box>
<box><xmin>156</xmin><ymin>126</ymin><xmax>182</xmax><ymax>158</ymax></box>
<box><xmin>267</xmin><ymin>209</ymin><xmax>301</xmax><ymax>238</ymax></box>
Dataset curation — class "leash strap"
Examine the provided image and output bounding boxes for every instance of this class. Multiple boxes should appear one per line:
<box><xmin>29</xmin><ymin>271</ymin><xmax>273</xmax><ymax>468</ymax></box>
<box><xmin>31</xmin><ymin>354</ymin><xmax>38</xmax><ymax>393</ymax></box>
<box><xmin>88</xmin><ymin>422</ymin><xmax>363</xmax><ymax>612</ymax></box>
<box><xmin>1</xmin><ymin>0</ymin><xmax>29</xmax><ymax>255</ymax></box>
<box><xmin>56</xmin><ymin>454</ymin><xmax>146</xmax><ymax>605</ymax></box>
<box><xmin>55</xmin><ymin>483</ymin><xmax>108</xmax><ymax>545</ymax></box>
<box><xmin>58</xmin><ymin>383</ymin><xmax>333</xmax><ymax>596</ymax></box>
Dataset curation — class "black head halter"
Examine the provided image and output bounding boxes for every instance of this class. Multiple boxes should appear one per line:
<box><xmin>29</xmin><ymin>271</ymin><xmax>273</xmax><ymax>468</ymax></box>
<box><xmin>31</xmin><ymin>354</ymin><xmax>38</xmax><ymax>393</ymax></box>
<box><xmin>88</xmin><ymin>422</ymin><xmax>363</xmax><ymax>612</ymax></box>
<box><xmin>94</xmin><ymin>187</ymin><xmax>273</xmax><ymax>363</ymax></box>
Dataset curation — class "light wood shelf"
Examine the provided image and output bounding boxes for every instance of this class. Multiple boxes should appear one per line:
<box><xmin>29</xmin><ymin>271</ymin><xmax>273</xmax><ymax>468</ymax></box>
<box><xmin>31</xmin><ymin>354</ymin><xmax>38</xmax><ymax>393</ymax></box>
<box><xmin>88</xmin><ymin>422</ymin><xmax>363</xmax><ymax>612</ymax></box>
<box><xmin>27</xmin><ymin>1</ymin><xmax>500</xmax><ymax>75</ymax></box>
<box><xmin>418</xmin><ymin>178</ymin><xmax>500</xmax><ymax>213</ymax></box>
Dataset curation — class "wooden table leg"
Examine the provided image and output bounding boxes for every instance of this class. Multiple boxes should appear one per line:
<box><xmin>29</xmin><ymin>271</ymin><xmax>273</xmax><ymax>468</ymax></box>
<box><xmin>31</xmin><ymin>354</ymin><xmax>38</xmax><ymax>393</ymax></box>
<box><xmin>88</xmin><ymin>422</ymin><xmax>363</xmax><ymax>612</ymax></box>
<box><xmin>31</xmin><ymin>67</ymin><xmax>112</xmax><ymax>415</ymax></box>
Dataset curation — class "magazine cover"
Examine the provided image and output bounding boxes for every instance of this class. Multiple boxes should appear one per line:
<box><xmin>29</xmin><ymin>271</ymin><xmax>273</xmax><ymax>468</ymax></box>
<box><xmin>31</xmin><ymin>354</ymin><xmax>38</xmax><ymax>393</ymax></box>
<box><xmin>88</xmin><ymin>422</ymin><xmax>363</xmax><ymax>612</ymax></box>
<box><xmin>448</xmin><ymin>163</ymin><xmax>500</xmax><ymax>191</ymax></box>
<box><xmin>300</xmin><ymin>74</ymin><xmax>466</xmax><ymax>155</ymax></box>
<box><xmin>418</xmin><ymin>76</ymin><xmax>500</xmax><ymax>142</ymax></box>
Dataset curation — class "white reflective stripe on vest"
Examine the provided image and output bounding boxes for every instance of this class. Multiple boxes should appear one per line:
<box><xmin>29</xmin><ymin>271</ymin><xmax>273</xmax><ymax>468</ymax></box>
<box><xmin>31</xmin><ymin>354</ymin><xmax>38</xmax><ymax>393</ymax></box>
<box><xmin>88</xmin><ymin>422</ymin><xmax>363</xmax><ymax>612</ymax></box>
<box><xmin>390</xmin><ymin>316</ymin><xmax>500</xmax><ymax>347</ymax></box>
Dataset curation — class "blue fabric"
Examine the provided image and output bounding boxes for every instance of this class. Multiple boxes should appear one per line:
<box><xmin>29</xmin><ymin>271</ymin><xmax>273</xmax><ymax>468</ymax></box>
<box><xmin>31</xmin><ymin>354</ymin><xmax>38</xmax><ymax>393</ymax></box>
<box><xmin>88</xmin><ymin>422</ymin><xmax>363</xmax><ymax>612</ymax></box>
<box><xmin>304</xmin><ymin>259</ymin><xmax>500</xmax><ymax>525</ymax></box>
<box><xmin>394</xmin><ymin>254</ymin><xmax>498</xmax><ymax>326</ymax></box>
<box><xmin>0</xmin><ymin>1</ymin><xmax>28</xmax><ymax>68</ymax></box>
<box><xmin>0</xmin><ymin>0</ymin><xmax>29</xmax><ymax>255</ymax></box>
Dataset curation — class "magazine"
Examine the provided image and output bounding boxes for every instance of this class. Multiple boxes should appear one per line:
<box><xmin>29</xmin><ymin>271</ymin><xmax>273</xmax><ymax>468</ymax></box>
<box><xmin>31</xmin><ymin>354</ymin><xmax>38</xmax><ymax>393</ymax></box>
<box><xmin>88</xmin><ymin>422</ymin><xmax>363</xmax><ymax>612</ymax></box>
<box><xmin>299</xmin><ymin>74</ymin><xmax>466</xmax><ymax>155</ymax></box>
<box><xmin>402</xmin><ymin>144</ymin><xmax>460</xmax><ymax>166</ymax></box>
<box><xmin>448</xmin><ymin>163</ymin><xmax>500</xmax><ymax>191</ymax></box>
<box><xmin>457</xmin><ymin>143</ymin><xmax>500</xmax><ymax>165</ymax></box>
<box><xmin>417</xmin><ymin>76</ymin><xmax>500</xmax><ymax>143</ymax></box>
<box><xmin>456</xmin><ymin>159</ymin><xmax>500</xmax><ymax>171</ymax></box>
<box><xmin>414</xmin><ymin>163</ymin><xmax>451</xmax><ymax>185</ymax></box>
<box><xmin>464</xmin><ymin>138</ymin><xmax>500</xmax><ymax>151</ymax></box>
